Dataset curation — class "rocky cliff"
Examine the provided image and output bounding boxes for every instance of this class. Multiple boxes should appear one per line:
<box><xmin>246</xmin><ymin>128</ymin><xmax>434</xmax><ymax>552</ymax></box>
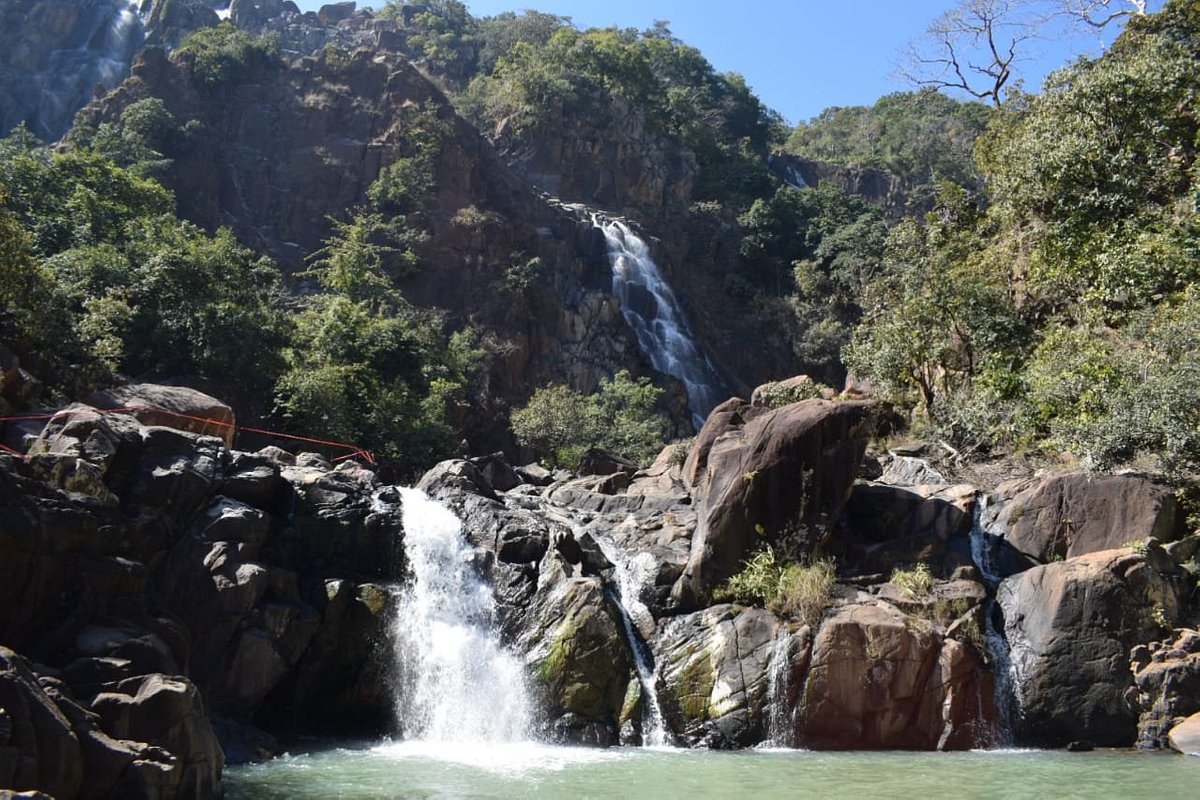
<box><xmin>3</xmin><ymin>381</ymin><xmax>1199</xmax><ymax>796</ymax></box>
<box><xmin>0</xmin><ymin>385</ymin><xmax>401</xmax><ymax>796</ymax></box>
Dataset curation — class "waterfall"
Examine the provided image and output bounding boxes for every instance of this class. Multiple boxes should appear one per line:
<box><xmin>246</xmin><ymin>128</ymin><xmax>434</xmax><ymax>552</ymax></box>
<box><xmin>968</xmin><ymin>494</ymin><xmax>1019</xmax><ymax>745</ymax></box>
<box><xmin>597</xmin><ymin>219</ymin><xmax>726</xmax><ymax>428</ymax></box>
<box><xmin>594</xmin><ymin>536</ymin><xmax>672</xmax><ymax>747</ymax></box>
<box><xmin>763</xmin><ymin>630</ymin><xmax>795</xmax><ymax>747</ymax></box>
<box><xmin>391</xmin><ymin>488</ymin><xmax>533</xmax><ymax>744</ymax></box>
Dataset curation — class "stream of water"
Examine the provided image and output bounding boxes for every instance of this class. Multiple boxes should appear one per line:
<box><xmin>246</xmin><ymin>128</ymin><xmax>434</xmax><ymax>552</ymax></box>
<box><xmin>598</xmin><ymin>219</ymin><xmax>726</xmax><ymax>427</ymax></box>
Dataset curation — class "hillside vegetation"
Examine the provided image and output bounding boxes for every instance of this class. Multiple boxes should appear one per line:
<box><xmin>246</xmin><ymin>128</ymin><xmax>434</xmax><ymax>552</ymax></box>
<box><xmin>1</xmin><ymin>0</ymin><xmax>1197</xmax><ymax>478</ymax></box>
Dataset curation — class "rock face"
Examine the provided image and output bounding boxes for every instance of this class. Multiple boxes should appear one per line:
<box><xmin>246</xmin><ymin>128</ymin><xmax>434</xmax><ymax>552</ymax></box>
<box><xmin>797</xmin><ymin>601</ymin><xmax>992</xmax><ymax>750</ymax></box>
<box><xmin>673</xmin><ymin>398</ymin><xmax>879</xmax><ymax>608</ymax></box>
<box><xmin>1130</xmin><ymin>629</ymin><xmax>1200</xmax><ymax>749</ymax></box>
<box><xmin>0</xmin><ymin>0</ymin><xmax>145</xmax><ymax>141</ymax></box>
<box><xmin>767</xmin><ymin>152</ymin><xmax>919</xmax><ymax>221</ymax></box>
<box><xmin>978</xmin><ymin>472</ymin><xmax>1183</xmax><ymax>580</ymax></box>
<box><xmin>0</xmin><ymin>387</ymin><xmax>403</xmax><ymax>795</ymax></box>
<box><xmin>997</xmin><ymin>545</ymin><xmax>1187</xmax><ymax>746</ymax></box>
<box><xmin>654</xmin><ymin>605</ymin><xmax>782</xmax><ymax>748</ymax></box>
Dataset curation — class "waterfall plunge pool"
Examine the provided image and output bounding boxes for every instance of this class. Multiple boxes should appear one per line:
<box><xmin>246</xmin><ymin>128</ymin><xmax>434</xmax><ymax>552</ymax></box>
<box><xmin>225</xmin><ymin>744</ymin><xmax>1196</xmax><ymax>799</ymax></box>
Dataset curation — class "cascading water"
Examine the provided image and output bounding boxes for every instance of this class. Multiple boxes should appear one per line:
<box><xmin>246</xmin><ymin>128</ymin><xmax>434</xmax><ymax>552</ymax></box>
<box><xmin>763</xmin><ymin>630</ymin><xmax>796</xmax><ymax>747</ymax></box>
<box><xmin>593</xmin><ymin>536</ymin><xmax>672</xmax><ymax>747</ymax></box>
<box><xmin>968</xmin><ymin>494</ymin><xmax>1019</xmax><ymax>745</ymax></box>
<box><xmin>391</xmin><ymin>488</ymin><xmax>533</xmax><ymax>744</ymax></box>
<box><xmin>597</xmin><ymin>218</ymin><xmax>726</xmax><ymax>428</ymax></box>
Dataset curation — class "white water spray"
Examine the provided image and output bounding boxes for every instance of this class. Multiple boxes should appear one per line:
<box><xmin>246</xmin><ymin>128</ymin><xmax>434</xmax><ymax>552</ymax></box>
<box><xmin>597</xmin><ymin>219</ymin><xmax>726</xmax><ymax>428</ymax></box>
<box><xmin>594</xmin><ymin>536</ymin><xmax>671</xmax><ymax>747</ymax></box>
<box><xmin>392</xmin><ymin>488</ymin><xmax>533</xmax><ymax>744</ymax></box>
<box><xmin>764</xmin><ymin>630</ymin><xmax>795</xmax><ymax>747</ymax></box>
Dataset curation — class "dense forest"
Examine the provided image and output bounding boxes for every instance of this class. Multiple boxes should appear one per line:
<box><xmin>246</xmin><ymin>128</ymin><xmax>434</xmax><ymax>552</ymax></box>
<box><xmin>1</xmin><ymin>0</ymin><xmax>1197</xmax><ymax>480</ymax></box>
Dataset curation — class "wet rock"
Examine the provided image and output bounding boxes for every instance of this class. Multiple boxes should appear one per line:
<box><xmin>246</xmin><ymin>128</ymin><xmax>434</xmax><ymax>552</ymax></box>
<box><xmin>520</xmin><ymin>577</ymin><xmax>632</xmax><ymax>745</ymax></box>
<box><xmin>654</xmin><ymin>605</ymin><xmax>782</xmax><ymax>747</ymax></box>
<box><xmin>997</xmin><ymin>545</ymin><xmax>1187</xmax><ymax>746</ymax></box>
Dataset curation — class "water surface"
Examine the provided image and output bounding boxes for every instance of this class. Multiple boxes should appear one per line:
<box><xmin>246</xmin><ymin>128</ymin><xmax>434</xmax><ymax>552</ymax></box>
<box><xmin>226</xmin><ymin>742</ymin><xmax>1197</xmax><ymax>799</ymax></box>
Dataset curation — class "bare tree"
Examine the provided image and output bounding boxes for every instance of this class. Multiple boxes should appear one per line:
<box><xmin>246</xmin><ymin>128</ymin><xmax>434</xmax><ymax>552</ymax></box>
<box><xmin>1059</xmin><ymin>0</ymin><xmax>1147</xmax><ymax>29</ymax></box>
<box><xmin>897</xmin><ymin>0</ymin><xmax>1044</xmax><ymax>107</ymax></box>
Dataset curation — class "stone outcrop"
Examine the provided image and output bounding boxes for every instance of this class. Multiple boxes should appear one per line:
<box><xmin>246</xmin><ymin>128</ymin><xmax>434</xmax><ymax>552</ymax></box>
<box><xmin>797</xmin><ymin>601</ymin><xmax>993</xmax><ymax>750</ymax></box>
<box><xmin>997</xmin><ymin>545</ymin><xmax>1187</xmax><ymax>746</ymax></box>
<box><xmin>767</xmin><ymin>152</ymin><xmax>919</xmax><ymax>222</ymax></box>
<box><xmin>1130</xmin><ymin>629</ymin><xmax>1200</xmax><ymax>749</ymax></box>
<box><xmin>654</xmin><ymin>605</ymin><xmax>782</xmax><ymax>748</ymax></box>
<box><xmin>673</xmin><ymin>398</ymin><xmax>879</xmax><ymax>608</ymax></box>
<box><xmin>977</xmin><ymin>472</ymin><xmax>1183</xmax><ymax>580</ymax></box>
<box><xmin>0</xmin><ymin>385</ymin><xmax>403</xmax><ymax>795</ymax></box>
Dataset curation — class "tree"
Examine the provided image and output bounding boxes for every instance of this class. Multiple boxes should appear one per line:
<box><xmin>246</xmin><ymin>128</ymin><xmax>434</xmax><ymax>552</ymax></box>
<box><xmin>898</xmin><ymin>0</ymin><xmax>1039</xmax><ymax>107</ymax></box>
<box><xmin>510</xmin><ymin>371</ymin><xmax>667</xmax><ymax>468</ymax></box>
<box><xmin>1060</xmin><ymin>0</ymin><xmax>1148</xmax><ymax>29</ymax></box>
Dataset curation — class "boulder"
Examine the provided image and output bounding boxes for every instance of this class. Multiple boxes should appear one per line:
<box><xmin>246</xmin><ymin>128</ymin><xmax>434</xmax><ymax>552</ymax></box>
<box><xmin>997</xmin><ymin>545</ymin><xmax>1187</xmax><ymax>746</ymax></box>
<box><xmin>978</xmin><ymin>472</ymin><xmax>1183</xmax><ymax>579</ymax></box>
<box><xmin>86</xmin><ymin>384</ymin><xmax>237</xmax><ymax>447</ymax></box>
<box><xmin>654</xmin><ymin>605</ymin><xmax>783</xmax><ymax>747</ymax></box>
<box><xmin>1168</xmin><ymin>711</ymin><xmax>1200</xmax><ymax>755</ymax></box>
<box><xmin>90</xmin><ymin>673</ymin><xmax>224</xmax><ymax>798</ymax></box>
<box><xmin>1130</xmin><ymin>629</ymin><xmax>1200</xmax><ymax>749</ymax></box>
<box><xmin>520</xmin><ymin>577</ymin><xmax>633</xmax><ymax>745</ymax></box>
<box><xmin>837</xmin><ymin>482</ymin><xmax>976</xmax><ymax>577</ymax></box>
<box><xmin>797</xmin><ymin>602</ymin><xmax>993</xmax><ymax>750</ymax></box>
<box><xmin>0</xmin><ymin>647</ymin><xmax>83</xmax><ymax>798</ymax></box>
<box><xmin>672</xmin><ymin>399</ymin><xmax>878</xmax><ymax>608</ymax></box>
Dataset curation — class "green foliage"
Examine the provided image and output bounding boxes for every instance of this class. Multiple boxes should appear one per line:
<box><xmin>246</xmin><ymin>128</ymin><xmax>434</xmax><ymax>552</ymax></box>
<box><xmin>379</xmin><ymin>1</ymin><xmax>481</xmax><ymax>82</ymax></box>
<box><xmin>786</xmin><ymin>90</ymin><xmax>992</xmax><ymax>189</ymax></box>
<box><xmin>713</xmin><ymin>547</ymin><xmax>836</xmax><ymax>627</ymax></box>
<box><xmin>462</xmin><ymin>22</ymin><xmax>780</xmax><ymax>205</ymax></box>
<box><xmin>509</xmin><ymin>370</ymin><xmax>667</xmax><ymax>469</ymax></box>
<box><xmin>367</xmin><ymin>103</ymin><xmax>449</xmax><ymax>216</ymax></box>
<box><xmin>175</xmin><ymin>22</ymin><xmax>279</xmax><ymax>88</ymax></box>
<box><xmin>890</xmin><ymin>563</ymin><xmax>934</xmax><ymax>598</ymax></box>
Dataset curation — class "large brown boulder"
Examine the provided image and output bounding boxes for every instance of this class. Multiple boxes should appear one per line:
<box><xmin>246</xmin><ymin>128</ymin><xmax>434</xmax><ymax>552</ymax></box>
<box><xmin>997</xmin><ymin>545</ymin><xmax>1187</xmax><ymax>746</ymax></box>
<box><xmin>978</xmin><ymin>472</ymin><xmax>1183</xmax><ymax>579</ymax></box>
<box><xmin>1168</xmin><ymin>711</ymin><xmax>1200</xmax><ymax>755</ymax></box>
<box><xmin>672</xmin><ymin>399</ymin><xmax>878</xmax><ymax>608</ymax></box>
<box><xmin>797</xmin><ymin>602</ymin><xmax>993</xmax><ymax>750</ymax></box>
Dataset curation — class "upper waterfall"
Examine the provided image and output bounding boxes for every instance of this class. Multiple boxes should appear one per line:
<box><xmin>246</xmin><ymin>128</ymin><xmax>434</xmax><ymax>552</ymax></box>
<box><xmin>597</xmin><ymin>219</ymin><xmax>727</xmax><ymax>428</ymax></box>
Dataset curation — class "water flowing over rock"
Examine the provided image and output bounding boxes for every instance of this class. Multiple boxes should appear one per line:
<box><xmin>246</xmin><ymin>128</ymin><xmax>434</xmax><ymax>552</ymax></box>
<box><xmin>392</xmin><ymin>488</ymin><xmax>534</xmax><ymax>743</ymax></box>
<box><xmin>598</xmin><ymin>219</ymin><xmax>727</xmax><ymax>427</ymax></box>
<box><xmin>0</xmin><ymin>0</ymin><xmax>145</xmax><ymax>141</ymax></box>
<box><xmin>996</xmin><ymin>545</ymin><xmax>1187</xmax><ymax>746</ymax></box>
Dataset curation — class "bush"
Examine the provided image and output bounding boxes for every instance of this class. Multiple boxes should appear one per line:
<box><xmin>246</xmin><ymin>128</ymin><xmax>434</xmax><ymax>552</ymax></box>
<box><xmin>889</xmin><ymin>563</ymin><xmax>934</xmax><ymax>598</ymax></box>
<box><xmin>176</xmin><ymin>22</ymin><xmax>279</xmax><ymax>88</ymax></box>
<box><xmin>510</xmin><ymin>370</ymin><xmax>667</xmax><ymax>468</ymax></box>
<box><xmin>714</xmin><ymin>547</ymin><xmax>837</xmax><ymax>627</ymax></box>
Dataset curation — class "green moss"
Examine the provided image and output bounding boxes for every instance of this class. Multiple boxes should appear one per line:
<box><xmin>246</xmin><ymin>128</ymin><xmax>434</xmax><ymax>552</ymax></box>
<box><xmin>675</xmin><ymin>651</ymin><xmax>715</xmax><ymax>722</ymax></box>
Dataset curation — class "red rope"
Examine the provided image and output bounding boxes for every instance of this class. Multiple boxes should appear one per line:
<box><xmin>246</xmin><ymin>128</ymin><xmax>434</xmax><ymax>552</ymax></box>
<box><xmin>0</xmin><ymin>404</ymin><xmax>375</xmax><ymax>465</ymax></box>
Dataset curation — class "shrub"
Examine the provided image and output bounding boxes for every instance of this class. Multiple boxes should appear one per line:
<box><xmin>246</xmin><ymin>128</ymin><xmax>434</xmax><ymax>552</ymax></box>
<box><xmin>176</xmin><ymin>22</ymin><xmax>279</xmax><ymax>88</ymax></box>
<box><xmin>890</xmin><ymin>563</ymin><xmax>934</xmax><ymax>598</ymax></box>
<box><xmin>714</xmin><ymin>547</ymin><xmax>837</xmax><ymax>627</ymax></box>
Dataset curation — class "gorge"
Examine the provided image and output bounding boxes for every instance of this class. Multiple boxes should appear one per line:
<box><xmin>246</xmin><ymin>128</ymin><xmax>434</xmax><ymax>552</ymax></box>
<box><xmin>2</xmin><ymin>1</ymin><xmax>1200</xmax><ymax>798</ymax></box>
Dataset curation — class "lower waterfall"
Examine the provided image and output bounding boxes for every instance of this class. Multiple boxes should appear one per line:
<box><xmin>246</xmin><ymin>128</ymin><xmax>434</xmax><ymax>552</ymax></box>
<box><xmin>391</xmin><ymin>488</ymin><xmax>533</xmax><ymax>744</ymax></box>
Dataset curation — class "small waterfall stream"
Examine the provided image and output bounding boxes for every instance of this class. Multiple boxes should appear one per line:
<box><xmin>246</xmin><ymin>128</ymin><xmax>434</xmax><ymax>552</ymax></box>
<box><xmin>764</xmin><ymin>630</ymin><xmax>795</xmax><ymax>747</ymax></box>
<box><xmin>597</xmin><ymin>218</ymin><xmax>726</xmax><ymax>428</ymax></box>
<box><xmin>968</xmin><ymin>494</ymin><xmax>1019</xmax><ymax>744</ymax></box>
<box><xmin>594</xmin><ymin>536</ymin><xmax>672</xmax><ymax>747</ymax></box>
<box><xmin>392</xmin><ymin>488</ymin><xmax>533</xmax><ymax>744</ymax></box>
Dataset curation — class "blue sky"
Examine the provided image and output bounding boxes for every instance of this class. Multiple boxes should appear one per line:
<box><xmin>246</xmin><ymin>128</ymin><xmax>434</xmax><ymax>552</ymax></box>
<box><xmin>293</xmin><ymin>1</ymin><xmax>1156</xmax><ymax>124</ymax></box>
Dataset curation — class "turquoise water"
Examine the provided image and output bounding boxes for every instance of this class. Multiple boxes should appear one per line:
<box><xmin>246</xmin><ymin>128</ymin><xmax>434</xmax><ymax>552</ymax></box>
<box><xmin>225</xmin><ymin>741</ymin><xmax>1198</xmax><ymax>799</ymax></box>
